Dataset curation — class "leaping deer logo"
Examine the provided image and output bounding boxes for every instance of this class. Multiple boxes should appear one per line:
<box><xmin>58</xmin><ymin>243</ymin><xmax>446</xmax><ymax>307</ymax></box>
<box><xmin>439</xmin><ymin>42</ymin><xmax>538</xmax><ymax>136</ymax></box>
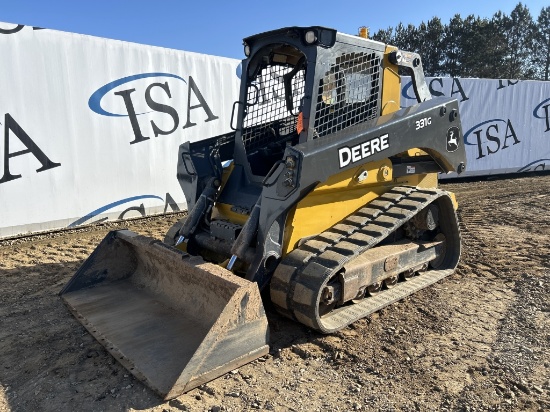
<box><xmin>447</xmin><ymin>127</ymin><xmax>459</xmax><ymax>152</ymax></box>
<box><xmin>448</xmin><ymin>130</ymin><xmax>457</xmax><ymax>147</ymax></box>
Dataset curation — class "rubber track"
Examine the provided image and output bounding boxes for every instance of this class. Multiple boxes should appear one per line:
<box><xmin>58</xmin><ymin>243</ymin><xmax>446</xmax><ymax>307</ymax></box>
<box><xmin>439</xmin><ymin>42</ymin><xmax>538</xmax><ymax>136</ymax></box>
<box><xmin>270</xmin><ymin>186</ymin><xmax>460</xmax><ymax>333</ymax></box>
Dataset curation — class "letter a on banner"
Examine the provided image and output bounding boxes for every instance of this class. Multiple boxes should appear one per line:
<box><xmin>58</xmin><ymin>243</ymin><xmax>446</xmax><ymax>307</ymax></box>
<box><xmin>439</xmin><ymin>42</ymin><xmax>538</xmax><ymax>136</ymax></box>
<box><xmin>0</xmin><ymin>113</ymin><xmax>61</xmax><ymax>184</ymax></box>
<box><xmin>183</xmin><ymin>76</ymin><xmax>219</xmax><ymax>129</ymax></box>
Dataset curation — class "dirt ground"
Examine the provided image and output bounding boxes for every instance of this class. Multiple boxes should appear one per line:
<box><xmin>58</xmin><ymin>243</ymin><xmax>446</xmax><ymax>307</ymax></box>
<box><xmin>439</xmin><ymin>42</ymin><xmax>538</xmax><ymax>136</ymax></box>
<box><xmin>0</xmin><ymin>174</ymin><xmax>549</xmax><ymax>412</ymax></box>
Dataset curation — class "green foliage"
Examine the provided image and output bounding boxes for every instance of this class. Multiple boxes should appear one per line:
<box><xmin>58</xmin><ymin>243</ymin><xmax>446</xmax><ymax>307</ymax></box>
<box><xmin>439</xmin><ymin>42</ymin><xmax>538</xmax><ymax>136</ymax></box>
<box><xmin>371</xmin><ymin>2</ymin><xmax>548</xmax><ymax>80</ymax></box>
<box><xmin>533</xmin><ymin>6</ymin><xmax>550</xmax><ymax>80</ymax></box>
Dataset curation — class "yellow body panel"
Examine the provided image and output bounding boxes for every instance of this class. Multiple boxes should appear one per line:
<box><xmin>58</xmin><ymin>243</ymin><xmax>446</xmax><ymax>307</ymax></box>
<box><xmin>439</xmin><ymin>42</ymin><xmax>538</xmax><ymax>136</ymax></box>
<box><xmin>212</xmin><ymin>162</ymin><xmax>250</xmax><ymax>226</ymax></box>
<box><xmin>283</xmin><ymin>159</ymin><xmax>392</xmax><ymax>255</ymax></box>
<box><xmin>393</xmin><ymin>171</ymin><xmax>437</xmax><ymax>188</ymax></box>
<box><xmin>282</xmin><ymin>45</ymin><xmax>423</xmax><ymax>255</ymax></box>
<box><xmin>213</xmin><ymin>202</ymin><xmax>249</xmax><ymax>226</ymax></box>
<box><xmin>404</xmin><ymin>148</ymin><xmax>429</xmax><ymax>157</ymax></box>
<box><xmin>381</xmin><ymin>45</ymin><xmax>401</xmax><ymax>115</ymax></box>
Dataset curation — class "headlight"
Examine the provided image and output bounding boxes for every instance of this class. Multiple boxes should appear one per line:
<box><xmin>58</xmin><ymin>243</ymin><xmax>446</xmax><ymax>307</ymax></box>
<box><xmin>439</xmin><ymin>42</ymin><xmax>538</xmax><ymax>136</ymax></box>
<box><xmin>244</xmin><ymin>43</ymin><xmax>251</xmax><ymax>57</ymax></box>
<box><xmin>304</xmin><ymin>30</ymin><xmax>317</xmax><ymax>44</ymax></box>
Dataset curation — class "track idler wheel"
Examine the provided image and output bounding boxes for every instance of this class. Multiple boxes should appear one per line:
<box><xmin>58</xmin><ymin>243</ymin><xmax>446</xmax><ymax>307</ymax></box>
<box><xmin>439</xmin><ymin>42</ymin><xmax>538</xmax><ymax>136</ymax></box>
<box><xmin>384</xmin><ymin>276</ymin><xmax>398</xmax><ymax>289</ymax></box>
<box><xmin>402</xmin><ymin>268</ymin><xmax>415</xmax><ymax>280</ymax></box>
<box><xmin>368</xmin><ymin>282</ymin><xmax>382</xmax><ymax>296</ymax></box>
<box><xmin>429</xmin><ymin>233</ymin><xmax>447</xmax><ymax>269</ymax></box>
<box><xmin>320</xmin><ymin>282</ymin><xmax>338</xmax><ymax>315</ymax></box>
<box><xmin>352</xmin><ymin>287</ymin><xmax>367</xmax><ymax>304</ymax></box>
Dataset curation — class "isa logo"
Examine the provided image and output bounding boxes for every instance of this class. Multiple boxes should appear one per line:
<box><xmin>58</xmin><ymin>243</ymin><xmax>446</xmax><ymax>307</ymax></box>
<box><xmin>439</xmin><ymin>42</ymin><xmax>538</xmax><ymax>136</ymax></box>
<box><xmin>464</xmin><ymin>119</ymin><xmax>521</xmax><ymax>159</ymax></box>
<box><xmin>0</xmin><ymin>113</ymin><xmax>61</xmax><ymax>185</ymax></box>
<box><xmin>68</xmin><ymin>193</ymin><xmax>181</xmax><ymax>227</ymax></box>
<box><xmin>402</xmin><ymin>77</ymin><xmax>469</xmax><ymax>103</ymax></box>
<box><xmin>533</xmin><ymin>98</ymin><xmax>550</xmax><ymax>132</ymax></box>
<box><xmin>0</xmin><ymin>23</ymin><xmax>44</xmax><ymax>34</ymax></box>
<box><xmin>89</xmin><ymin>73</ymin><xmax>218</xmax><ymax>144</ymax></box>
<box><xmin>517</xmin><ymin>159</ymin><xmax>550</xmax><ymax>173</ymax></box>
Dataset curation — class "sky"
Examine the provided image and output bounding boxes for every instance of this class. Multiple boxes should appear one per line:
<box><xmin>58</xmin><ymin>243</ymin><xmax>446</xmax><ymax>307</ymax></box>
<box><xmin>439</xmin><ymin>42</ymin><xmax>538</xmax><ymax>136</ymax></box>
<box><xmin>1</xmin><ymin>0</ymin><xmax>548</xmax><ymax>59</ymax></box>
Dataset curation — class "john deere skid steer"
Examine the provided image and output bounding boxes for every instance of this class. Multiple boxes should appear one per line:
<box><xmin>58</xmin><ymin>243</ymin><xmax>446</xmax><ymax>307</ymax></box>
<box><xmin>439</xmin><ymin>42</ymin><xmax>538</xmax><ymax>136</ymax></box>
<box><xmin>61</xmin><ymin>26</ymin><xmax>466</xmax><ymax>399</ymax></box>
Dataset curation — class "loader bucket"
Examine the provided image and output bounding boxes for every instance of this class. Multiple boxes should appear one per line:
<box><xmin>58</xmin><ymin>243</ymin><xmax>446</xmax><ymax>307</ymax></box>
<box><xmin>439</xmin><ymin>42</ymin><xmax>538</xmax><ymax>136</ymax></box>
<box><xmin>60</xmin><ymin>230</ymin><xmax>269</xmax><ymax>400</ymax></box>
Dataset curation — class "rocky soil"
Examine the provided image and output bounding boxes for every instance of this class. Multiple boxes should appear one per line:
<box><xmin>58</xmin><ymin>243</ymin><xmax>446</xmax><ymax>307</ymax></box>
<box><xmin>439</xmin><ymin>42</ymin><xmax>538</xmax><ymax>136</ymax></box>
<box><xmin>0</xmin><ymin>174</ymin><xmax>548</xmax><ymax>412</ymax></box>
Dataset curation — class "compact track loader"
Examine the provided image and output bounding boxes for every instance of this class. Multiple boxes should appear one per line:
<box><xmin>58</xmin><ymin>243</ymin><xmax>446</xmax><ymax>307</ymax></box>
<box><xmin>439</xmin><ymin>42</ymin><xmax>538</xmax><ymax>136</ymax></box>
<box><xmin>61</xmin><ymin>26</ymin><xmax>466</xmax><ymax>399</ymax></box>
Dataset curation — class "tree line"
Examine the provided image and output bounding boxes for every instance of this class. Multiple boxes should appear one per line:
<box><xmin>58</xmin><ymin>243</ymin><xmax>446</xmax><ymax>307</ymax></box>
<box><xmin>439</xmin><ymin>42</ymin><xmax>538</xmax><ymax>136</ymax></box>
<box><xmin>371</xmin><ymin>2</ymin><xmax>550</xmax><ymax>80</ymax></box>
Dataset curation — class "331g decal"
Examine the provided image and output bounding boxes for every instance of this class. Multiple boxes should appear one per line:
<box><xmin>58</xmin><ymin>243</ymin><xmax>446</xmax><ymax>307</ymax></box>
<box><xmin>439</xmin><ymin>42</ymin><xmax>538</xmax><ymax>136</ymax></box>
<box><xmin>415</xmin><ymin>117</ymin><xmax>432</xmax><ymax>130</ymax></box>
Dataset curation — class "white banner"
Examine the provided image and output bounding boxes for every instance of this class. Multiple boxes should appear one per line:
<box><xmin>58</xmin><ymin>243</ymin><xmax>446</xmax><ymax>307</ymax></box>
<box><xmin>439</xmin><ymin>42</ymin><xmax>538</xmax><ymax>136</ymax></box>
<box><xmin>401</xmin><ymin>77</ymin><xmax>550</xmax><ymax>178</ymax></box>
<box><xmin>2</xmin><ymin>22</ymin><xmax>549</xmax><ymax>238</ymax></box>
<box><xmin>0</xmin><ymin>23</ymin><xmax>241</xmax><ymax>238</ymax></box>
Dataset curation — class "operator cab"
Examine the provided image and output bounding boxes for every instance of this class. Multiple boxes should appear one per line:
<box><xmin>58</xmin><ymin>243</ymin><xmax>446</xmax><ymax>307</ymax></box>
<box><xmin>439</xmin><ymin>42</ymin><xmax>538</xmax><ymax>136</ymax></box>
<box><xmin>177</xmin><ymin>27</ymin><xmax>387</xmax><ymax>216</ymax></box>
<box><xmin>238</xmin><ymin>41</ymin><xmax>309</xmax><ymax>176</ymax></box>
<box><xmin>234</xmin><ymin>27</ymin><xmax>384</xmax><ymax>178</ymax></box>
